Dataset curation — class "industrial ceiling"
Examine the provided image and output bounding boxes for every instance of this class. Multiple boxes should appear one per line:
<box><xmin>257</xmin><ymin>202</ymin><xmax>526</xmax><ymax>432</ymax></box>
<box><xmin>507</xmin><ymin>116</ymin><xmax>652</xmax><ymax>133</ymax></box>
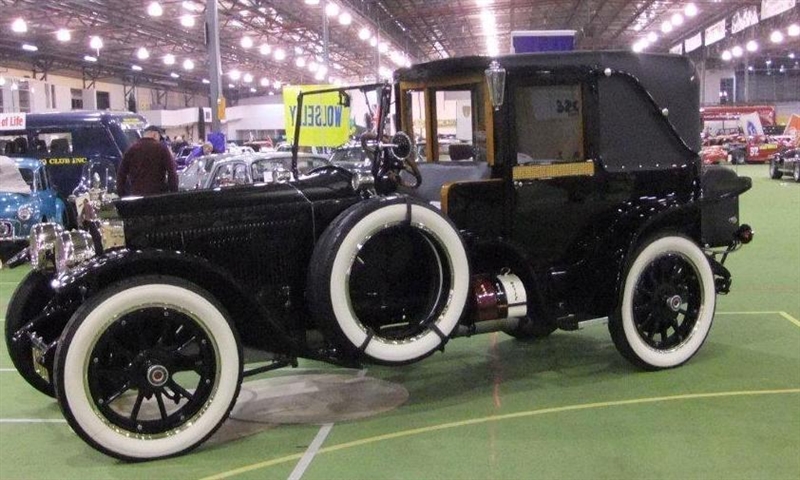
<box><xmin>1</xmin><ymin>0</ymin><xmax>798</xmax><ymax>99</ymax></box>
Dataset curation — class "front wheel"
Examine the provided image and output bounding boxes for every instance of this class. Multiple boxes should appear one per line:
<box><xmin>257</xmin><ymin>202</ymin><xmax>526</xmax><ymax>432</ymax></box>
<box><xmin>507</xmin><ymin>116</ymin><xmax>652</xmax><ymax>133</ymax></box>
<box><xmin>609</xmin><ymin>235</ymin><xmax>716</xmax><ymax>370</ymax></box>
<box><xmin>54</xmin><ymin>276</ymin><xmax>242</xmax><ymax>461</ymax></box>
<box><xmin>4</xmin><ymin>270</ymin><xmax>57</xmax><ymax>397</ymax></box>
<box><xmin>769</xmin><ymin>158</ymin><xmax>783</xmax><ymax>179</ymax></box>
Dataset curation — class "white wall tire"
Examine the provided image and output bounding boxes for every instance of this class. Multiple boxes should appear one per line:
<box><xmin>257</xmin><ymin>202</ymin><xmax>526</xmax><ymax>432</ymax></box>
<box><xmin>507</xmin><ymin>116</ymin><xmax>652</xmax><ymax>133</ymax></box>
<box><xmin>308</xmin><ymin>197</ymin><xmax>469</xmax><ymax>364</ymax></box>
<box><xmin>54</xmin><ymin>276</ymin><xmax>242</xmax><ymax>461</ymax></box>
<box><xmin>609</xmin><ymin>235</ymin><xmax>716</xmax><ymax>370</ymax></box>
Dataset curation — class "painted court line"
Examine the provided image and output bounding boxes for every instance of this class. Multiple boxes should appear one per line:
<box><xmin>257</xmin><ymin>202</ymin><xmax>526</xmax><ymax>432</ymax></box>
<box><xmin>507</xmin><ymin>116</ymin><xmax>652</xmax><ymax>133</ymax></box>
<box><xmin>0</xmin><ymin>419</ymin><xmax>66</xmax><ymax>423</ymax></box>
<box><xmin>199</xmin><ymin>388</ymin><xmax>800</xmax><ymax>480</ymax></box>
<box><xmin>286</xmin><ymin>423</ymin><xmax>333</xmax><ymax>480</ymax></box>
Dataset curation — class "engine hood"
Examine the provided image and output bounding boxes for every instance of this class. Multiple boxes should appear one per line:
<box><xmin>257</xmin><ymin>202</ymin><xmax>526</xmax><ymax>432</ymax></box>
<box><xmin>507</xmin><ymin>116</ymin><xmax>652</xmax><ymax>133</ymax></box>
<box><xmin>114</xmin><ymin>168</ymin><xmax>355</xmax><ymax>220</ymax></box>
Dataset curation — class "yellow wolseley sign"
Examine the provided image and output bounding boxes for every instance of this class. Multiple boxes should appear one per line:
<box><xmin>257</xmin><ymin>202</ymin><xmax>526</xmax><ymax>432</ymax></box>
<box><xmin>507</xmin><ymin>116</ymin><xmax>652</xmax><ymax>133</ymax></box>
<box><xmin>283</xmin><ymin>85</ymin><xmax>350</xmax><ymax>147</ymax></box>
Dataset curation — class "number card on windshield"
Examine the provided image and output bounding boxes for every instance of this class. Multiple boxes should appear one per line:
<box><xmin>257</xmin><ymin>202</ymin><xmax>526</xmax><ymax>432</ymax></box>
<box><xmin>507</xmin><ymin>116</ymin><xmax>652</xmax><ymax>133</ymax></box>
<box><xmin>529</xmin><ymin>85</ymin><xmax>581</xmax><ymax>120</ymax></box>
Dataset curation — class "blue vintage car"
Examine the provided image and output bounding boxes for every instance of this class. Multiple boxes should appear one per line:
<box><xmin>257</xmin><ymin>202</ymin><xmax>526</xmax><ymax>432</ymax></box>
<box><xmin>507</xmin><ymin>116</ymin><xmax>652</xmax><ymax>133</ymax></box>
<box><xmin>0</xmin><ymin>156</ymin><xmax>67</xmax><ymax>261</ymax></box>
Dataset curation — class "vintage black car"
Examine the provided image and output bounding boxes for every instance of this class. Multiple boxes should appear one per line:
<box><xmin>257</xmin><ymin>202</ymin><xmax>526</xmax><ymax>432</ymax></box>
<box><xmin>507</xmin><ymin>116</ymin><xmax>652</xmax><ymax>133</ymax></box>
<box><xmin>770</xmin><ymin>147</ymin><xmax>800</xmax><ymax>182</ymax></box>
<box><xmin>4</xmin><ymin>51</ymin><xmax>753</xmax><ymax>461</ymax></box>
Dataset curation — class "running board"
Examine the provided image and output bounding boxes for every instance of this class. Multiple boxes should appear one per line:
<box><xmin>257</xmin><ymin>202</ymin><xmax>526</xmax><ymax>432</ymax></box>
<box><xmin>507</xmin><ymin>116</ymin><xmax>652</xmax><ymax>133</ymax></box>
<box><xmin>556</xmin><ymin>315</ymin><xmax>609</xmax><ymax>331</ymax></box>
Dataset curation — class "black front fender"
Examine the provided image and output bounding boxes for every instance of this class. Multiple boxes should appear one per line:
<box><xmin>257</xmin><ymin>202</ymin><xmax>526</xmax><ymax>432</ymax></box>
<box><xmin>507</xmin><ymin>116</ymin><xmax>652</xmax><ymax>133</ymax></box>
<box><xmin>51</xmin><ymin>248</ymin><xmax>298</xmax><ymax>354</ymax></box>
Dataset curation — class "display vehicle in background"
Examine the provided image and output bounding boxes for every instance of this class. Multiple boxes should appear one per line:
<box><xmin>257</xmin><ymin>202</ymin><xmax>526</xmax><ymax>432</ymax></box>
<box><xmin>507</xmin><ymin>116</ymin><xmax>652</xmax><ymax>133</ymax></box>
<box><xmin>4</xmin><ymin>51</ymin><xmax>753</xmax><ymax>461</ymax></box>
<box><xmin>770</xmin><ymin>148</ymin><xmax>800</xmax><ymax>182</ymax></box>
<box><xmin>0</xmin><ymin>111</ymin><xmax>146</xmax><ymax>197</ymax></box>
<box><xmin>0</xmin><ymin>156</ymin><xmax>68</xmax><ymax>261</ymax></box>
<box><xmin>726</xmin><ymin>135</ymin><xmax>780</xmax><ymax>164</ymax></box>
<box><xmin>700</xmin><ymin>145</ymin><xmax>727</xmax><ymax>165</ymax></box>
<box><xmin>198</xmin><ymin>152</ymin><xmax>329</xmax><ymax>189</ymax></box>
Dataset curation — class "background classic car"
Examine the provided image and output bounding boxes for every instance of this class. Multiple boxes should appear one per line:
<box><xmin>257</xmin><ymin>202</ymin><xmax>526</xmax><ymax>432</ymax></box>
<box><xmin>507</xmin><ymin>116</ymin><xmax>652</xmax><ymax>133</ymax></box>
<box><xmin>5</xmin><ymin>52</ymin><xmax>752</xmax><ymax>461</ymax></box>
<box><xmin>770</xmin><ymin>148</ymin><xmax>800</xmax><ymax>182</ymax></box>
<box><xmin>0</xmin><ymin>156</ymin><xmax>67</xmax><ymax>261</ymax></box>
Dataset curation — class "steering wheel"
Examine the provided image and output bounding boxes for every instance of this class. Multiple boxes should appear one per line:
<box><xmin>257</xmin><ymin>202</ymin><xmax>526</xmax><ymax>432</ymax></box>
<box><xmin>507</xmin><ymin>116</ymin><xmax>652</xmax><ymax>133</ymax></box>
<box><xmin>361</xmin><ymin>131</ymin><xmax>422</xmax><ymax>189</ymax></box>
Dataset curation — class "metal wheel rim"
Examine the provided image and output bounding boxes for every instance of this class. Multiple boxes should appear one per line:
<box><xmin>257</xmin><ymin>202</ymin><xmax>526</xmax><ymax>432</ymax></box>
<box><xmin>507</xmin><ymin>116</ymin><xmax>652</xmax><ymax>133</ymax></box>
<box><xmin>86</xmin><ymin>306</ymin><xmax>218</xmax><ymax>436</ymax></box>
<box><xmin>632</xmin><ymin>252</ymin><xmax>702</xmax><ymax>350</ymax></box>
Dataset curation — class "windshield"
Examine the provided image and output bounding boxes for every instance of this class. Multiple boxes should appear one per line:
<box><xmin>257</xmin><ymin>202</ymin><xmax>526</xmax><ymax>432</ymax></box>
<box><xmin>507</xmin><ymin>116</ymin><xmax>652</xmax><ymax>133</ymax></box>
<box><xmin>0</xmin><ymin>157</ymin><xmax>32</xmax><ymax>194</ymax></box>
<box><xmin>288</xmin><ymin>82</ymin><xmax>390</xmax><ymax>177</ymax></box>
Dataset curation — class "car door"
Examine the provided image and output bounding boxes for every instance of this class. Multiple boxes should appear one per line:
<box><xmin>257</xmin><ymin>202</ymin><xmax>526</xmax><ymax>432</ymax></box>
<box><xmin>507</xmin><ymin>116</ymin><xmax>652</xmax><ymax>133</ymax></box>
<box><xmin>507</xmin><ymin>79</ymin><xmax>607</xmax><ymax>266</ymax></box>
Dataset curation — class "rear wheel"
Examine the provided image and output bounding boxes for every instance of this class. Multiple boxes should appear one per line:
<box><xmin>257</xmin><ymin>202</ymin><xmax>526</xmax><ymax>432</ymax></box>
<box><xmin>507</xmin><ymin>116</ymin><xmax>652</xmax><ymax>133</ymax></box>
<box><xmin>54</xmin><ymin>276</ymin><xmax>242</xmax><ymax>461</ymax></box>
<box><xmin>609</xmin><ymin>235</ymin><xmax>716</xmax><ymax>370</ymax></box>
<box><xmin>4</xmin><ymin>270</ymin><xmax>56</xmax><ymax>397</ymax></box>
<box><xmin>731</xmin><ymin>150</ymin><xmax>746</xmax><ymax>165</ymax></box>
<box><xmin>769</xmin><ymin>157</ymin><xmax>783</xmax><ymax>179</ymax></box>
<box><xmin>308</xmin><ymin>196</ymin><xmax>469</xmax><ymax>365</ymax></box>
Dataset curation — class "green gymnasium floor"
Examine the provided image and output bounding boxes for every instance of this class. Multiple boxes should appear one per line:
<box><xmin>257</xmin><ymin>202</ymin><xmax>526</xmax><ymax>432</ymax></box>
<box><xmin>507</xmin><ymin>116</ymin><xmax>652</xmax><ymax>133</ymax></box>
<box><xmin>1</xmin><ymin>164</ymin><xmax>798</xmax><ymax>480</ymax></box>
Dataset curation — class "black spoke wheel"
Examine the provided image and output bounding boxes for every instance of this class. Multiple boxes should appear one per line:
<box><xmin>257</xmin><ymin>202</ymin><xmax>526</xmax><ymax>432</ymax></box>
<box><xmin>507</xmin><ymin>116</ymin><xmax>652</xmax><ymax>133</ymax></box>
<box><xmin>609</xmin><ymin>235</ymin><xmax>716</xmax><ymax>370</ymax></box>
<box><xmin>630</xmin><ymin>254</ymin><xmax>701</xmax><ymax>350</ymax></box>
<box><xmin>4</xmin><ymin>270</ymin><xmax>56</xmax><ymax>397</ymax></box>
<box><xmin>54</xmin><ymin>276</ymin><xmax>242</xmax><ymax>461</ymax></box>
<box><xmin>87</xmin><ymin>307</ymin><xmax>217</xmax><ymax>435</ymax></box>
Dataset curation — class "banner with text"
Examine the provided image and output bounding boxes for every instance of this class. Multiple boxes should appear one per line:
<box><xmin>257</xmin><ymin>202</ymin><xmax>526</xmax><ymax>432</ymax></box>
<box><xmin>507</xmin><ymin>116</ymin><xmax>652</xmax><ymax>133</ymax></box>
<box><xmin>283</xmin><ymin>85</ymin><xmax>350</xmax><ymax>147</ymax></box>
<box><xmin>761</xmin><ymin>0</ymin><xmax>796</xmax><ymax>20</ymax></box>
<box><xmin>0</xmin><ymin>112</ymin><xmax>26</xmax><ymax>131</ymax></box>
<box><xmin>705</xmin><ymin>19</ymin><xmax>726</xmax><ymax>46</ymax></box>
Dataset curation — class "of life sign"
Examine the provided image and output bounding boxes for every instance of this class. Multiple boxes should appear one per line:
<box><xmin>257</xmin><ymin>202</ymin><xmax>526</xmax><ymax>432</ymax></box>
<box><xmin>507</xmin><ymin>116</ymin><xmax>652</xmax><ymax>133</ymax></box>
<box><xmin>283</xmin><ymin>85</ymin><xmax>350</xmax><ymax>147</ymax></box>
<box><xmin>0</xmin><ymin>113</ymin><xmax>26</xmax><ymax>130</ymax></box>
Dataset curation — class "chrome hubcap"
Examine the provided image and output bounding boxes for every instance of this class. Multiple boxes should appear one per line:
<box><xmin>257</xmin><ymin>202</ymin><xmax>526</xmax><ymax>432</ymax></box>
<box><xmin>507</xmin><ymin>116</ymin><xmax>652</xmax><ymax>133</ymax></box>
<box><xmin>666</xmin><ymin>295</ymin><xmax>682</xmax><ymax>312</ymax></box>
<box><xmin>146</xmin><ymin>364</ymin><xmax>169</xmax><ymax>387</ymax></box>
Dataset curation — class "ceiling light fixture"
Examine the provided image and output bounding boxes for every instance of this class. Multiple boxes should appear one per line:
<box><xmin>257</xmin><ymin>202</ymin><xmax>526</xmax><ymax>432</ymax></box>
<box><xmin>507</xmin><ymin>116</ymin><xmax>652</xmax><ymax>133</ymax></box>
<box><xmin>180</xmin><ymin>15</ymin><xmax>195</xmax><ymax>27</ymax></box>
<box><xmin>56</xmin><ymin>29</ymin><xmax>71</xmax><ymax>42</ymax></box>
<box><xmin>89</xmin><ymin>36</ymin><xmax>103</xmax><ymax>50</ymax></box>
<box><xmin>11</xmin><ymin>18</ymin><xmax>27</xmax><ymax>33</ymax></box>
<box><xmin>137</xmin><ymin>47</ymin><xmax>150</xmax><ymax>60</ymax></box>
<box><xmin>84</xmin><ymin>55</ymin><xmax>97</xmax><ymax>62</ymax></box>
<box><xmin>163</xmin><ymin>53</ymin><xmax>176</xmax><ymax>65</ymax></box>
<box><xmin>788</xmin><ymin>24</ymin><xmax>800</xmax><ymax>37</ymax></box>
<box><xmin>746</xmin><ymin>40</ymin><xmax>758</xmax><ymax>52</ymax></box>
<box><xmin>243</xmin><ymin>73</ymin><xmax>253</xmax><ymax>83</ymax></box>
<box><xmin>240</xmin><ymin>36</ymin><xmax>253</xmax><ymax>48</ymax></box>
<box><xmin>259</xmin><ymin>44</ymin><xmax>271</xmax><ymax>55</ymax></box>
<box><xmin>731</xmin><ymin>45</ymin><xmax>743</xmax><ymax>57</ymax></box>
<box><xmin>358</xmin><ymin>27</ymin><xmax>371</xmax><ymax>41</ymax></box>
<box><xmin>183</xmin><ymin>59</ymin><xmax>194</xmax><ymax>70</ymax></box>
<box><xmin>229</xmin><ymin>69</ymin><xmax>241</xmax><ymax>80</ymax></box>
<box><xmin>770</xmin><ymin>30</ymin><xmax>784</xmax><ymax>43</ymax></box>
<box><xmin>22</xmin><ymin>43</ymin><xmax>38</xmax><ymax>52</ymax></box>
<box><xmin>338</xmin><ymin>12</ymin><xmax>352</xmax><ymax>26</ymax></box>
<box><xmin>325</xmin><ymin>3</ymin><xmax>339</xmax><ymax>16</ymax></box>
<box><xmin>132</xmin><ymin>64</ymin><xmax>143</xmax><ymax>71</ymax></box>
<box><xmin>721</xmin><ymin>50</ymin><xmax>732</xmax><ymax>61</ymax></box>
<box><xmin>684</xmin><ymin>3</ymin><xmax>698</xmax><ymax>17</ymax></box>
<box><xmin>171</xmin><ymin>72</ymin><xmax>180</xmax><ymax>78</ymax></box>
<box><xmin>273</xmin><ymin>48</ymin><xmax>286</xmax><ymax>61</ymax></box>
<box><xmin>671</xmin><ymin>13</ymin><xmax>684</xmax><ymax>27</ymax></box>
<box><xmin>661</xmin><ymin>21</ymin><xmax>673</xmax><ymax>33</ymax></box>
<box><xmin>147</xmin><ymin>2</ymin><xmax>163</xmax><ymax>17</ymax></box>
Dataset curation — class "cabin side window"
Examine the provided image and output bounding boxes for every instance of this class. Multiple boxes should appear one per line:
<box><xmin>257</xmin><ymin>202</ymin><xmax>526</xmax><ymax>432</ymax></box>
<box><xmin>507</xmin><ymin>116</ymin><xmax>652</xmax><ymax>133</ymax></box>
<box><xmin>400</xmin><ymin>77</ymin><xmax>492</xmax><ymax>164</ymax></box>
<box><xmin>514</xmin><ymin>84</ymin><xmax>585</xmax><ymax>165</ymax></box>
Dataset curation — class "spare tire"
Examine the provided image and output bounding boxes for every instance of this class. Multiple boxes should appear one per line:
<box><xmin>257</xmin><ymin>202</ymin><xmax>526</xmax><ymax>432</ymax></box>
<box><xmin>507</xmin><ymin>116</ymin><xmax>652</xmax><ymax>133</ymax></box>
<box><xmin>308</xmin><ymin>196</ymin><xmax>470</xmax><ymax>364</ymax></box>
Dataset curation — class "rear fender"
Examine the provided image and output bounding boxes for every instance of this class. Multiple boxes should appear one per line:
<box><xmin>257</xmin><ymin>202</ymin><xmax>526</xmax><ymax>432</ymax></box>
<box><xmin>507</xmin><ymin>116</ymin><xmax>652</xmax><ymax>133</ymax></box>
<box><xmin>52</xmin><ymin>249</ymin><xmax>298</xmax><ymax>353</ymax></box>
